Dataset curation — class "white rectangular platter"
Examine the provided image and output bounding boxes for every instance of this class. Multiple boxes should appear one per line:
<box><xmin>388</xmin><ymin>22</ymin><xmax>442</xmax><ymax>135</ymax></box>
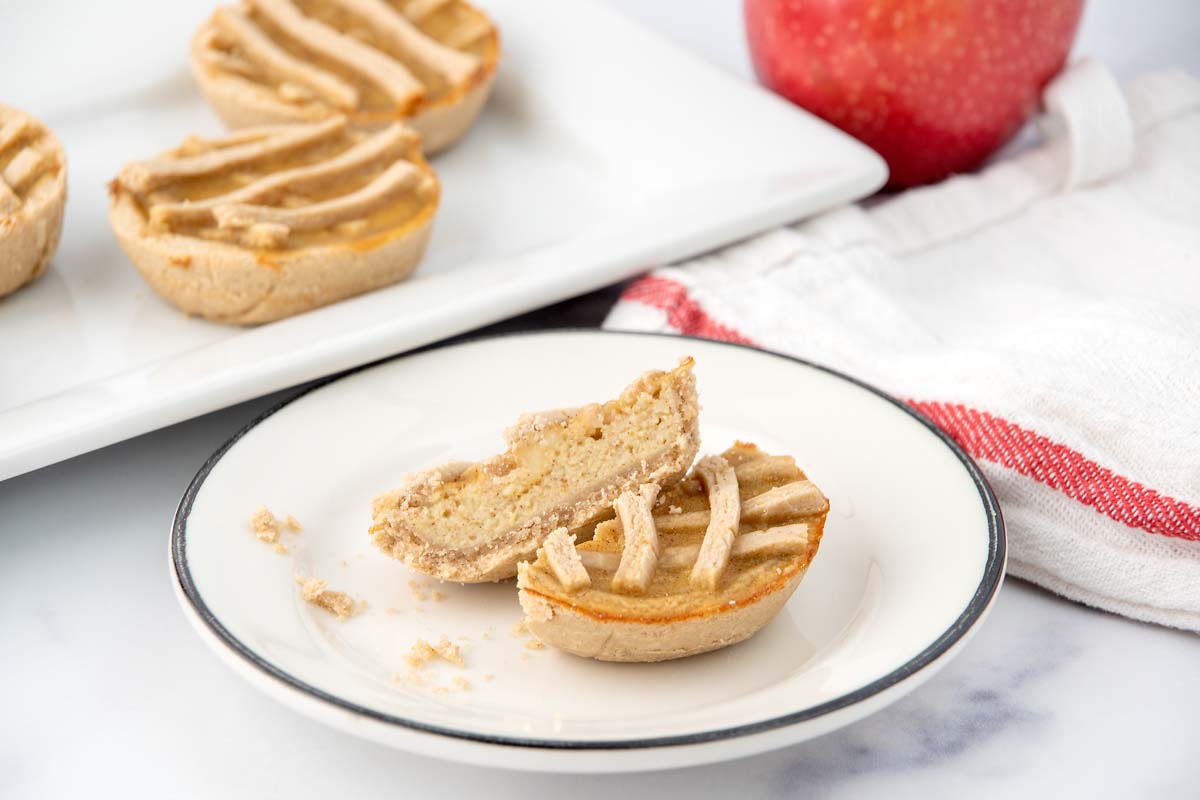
<box><xmin>0</xmin><ymin>0</ymin><xmax>885</xmax><ymax>480</ymax></box>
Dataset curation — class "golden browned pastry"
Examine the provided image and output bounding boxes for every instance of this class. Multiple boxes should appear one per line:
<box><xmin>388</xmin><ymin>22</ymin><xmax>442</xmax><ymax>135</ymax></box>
<box><xmin>108</xmin><ymin>116</ymin><xmax>438</xmax><ymax>324</ymax></box>
<box><xmin>370</xmin><ymin>359</ymin><xmax>701</xmax><ymax>583</ymax></box>
<box><xmin>190</xmin><ymin>0</ymin><xmax>499</xmax><ymax>154</ymax></box>
<box><xmin>0</xmin><ymin>104</ymin><xmax>66</xmax><ymax>299</ymax></box>
<box><xmin>517</xmin><ymin>443</ymin><xmax>829</xmax><ymax>662</ymax></box>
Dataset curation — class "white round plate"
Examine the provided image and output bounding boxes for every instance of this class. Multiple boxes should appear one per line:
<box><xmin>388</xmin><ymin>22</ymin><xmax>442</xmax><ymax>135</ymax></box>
<box><xmin>172</xmin><ymin>330</ymin><xmax>1004</xmax><ymax>773</ymax></box>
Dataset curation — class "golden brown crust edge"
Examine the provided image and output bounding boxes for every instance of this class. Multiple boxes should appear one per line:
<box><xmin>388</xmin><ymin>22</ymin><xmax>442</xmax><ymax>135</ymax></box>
<box><xmin>187</xmin><ymin>16</ymin><xmax>499</xmax><ymax>155</ymax></box>
<box><xmin>518</xmin><ymin>568</ymin><xmax>809</xmax><ymax>662</ymax></box>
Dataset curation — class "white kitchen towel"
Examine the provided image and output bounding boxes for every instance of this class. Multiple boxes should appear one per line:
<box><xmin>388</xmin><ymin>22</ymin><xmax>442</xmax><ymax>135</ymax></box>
<box><xmin>605</xmin><ymin>61</ymin><xmax>1200</xmax><ymax>631</ymax></box>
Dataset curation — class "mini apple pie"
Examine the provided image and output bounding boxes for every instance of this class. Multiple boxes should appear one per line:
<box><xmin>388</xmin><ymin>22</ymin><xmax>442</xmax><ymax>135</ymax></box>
<box><xmin>191</xmin><ymin>0</ymin><xmax>499</xmax><ymax>154</ymax></box>
<box><xmin>370</xmin><ymin>359</ymin><xmax>701</xmax><ymax>583</ymax></box>
<box><xmin>0</xmin><ymin>105</ymin><xmax>66</xmax><ymax>300</ymax></box>
<box><xmin>108</xmin><ymin>116</ymin><xmax>438</xmax><ymax>324</ymax></box>
<box><xmin>517</xmin><ymin>443</ymin><xmax>829</xmax><ymax>662</ymax></box>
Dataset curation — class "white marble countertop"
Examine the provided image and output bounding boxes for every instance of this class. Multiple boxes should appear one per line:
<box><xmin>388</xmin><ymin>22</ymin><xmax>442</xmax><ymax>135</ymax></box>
<box><xmin>3</xmin><ymin>2</ymin><xmax>1198</xmax><ymax>797</ymax></box>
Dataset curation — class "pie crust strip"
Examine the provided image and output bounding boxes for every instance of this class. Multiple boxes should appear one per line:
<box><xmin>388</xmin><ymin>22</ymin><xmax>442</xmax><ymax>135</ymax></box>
<box><xmin>403</xmin><ymin>0</ymin><xmax>454</xmax><ymax>21</ymax></box>
<box><xmin>727</xmin><ymin>456</ymin><xmax>802</xmax><ymax>485</ymax></box>
<box><xmin>246</xmin><ymin>0</ymin><xmax>426</xmax><ymax>110</ymax></box>
<box><xmin>213</xmin><ymin>158</ymin><xmax>425</xmax><ymax>232</ymax></box>
<box><xmin>213</xmin><ymin>6</ymin><xmax>360</xmax><ymax>109</ymax></box>
<box><xmin>0</xmin><ymin>178</ymin><xmax>18</xmax><ymax>214</ymax></box>
<box><xmin>149</xmin><ymin>124</ymin><xmax>417</xmax><ymax>227</ymax></box>
<box><xmin>0</xmin><ymin>114</ymin><xmax>30</xmax><ymax>157</ymax></box>
<box><xmin>2</xmin><ymin>148</ymin><xmax>46</xmax><ymax>193</ymax></box>
<box><xmin>741</xmin><ymin>481</ymin><xmax>827</xmax><ymax>523</ymax></box>
<box><xmin>610</xmin><ymin>483</ymin><xmax>661</xmax><ymax>595</ymax></box>
<box><xmin>327</xmin><ymin>0</ymin><xmax>481</xmax><ymax>86</ymax></box>
<box><xmin>689</xmin><ymin>456</ymin><xmax>741</xmax><ymax>591</ymax></box>
<box><xmin>118</xmin><ymin>116</ymin><xmax>348</xmax><ymax>195</ymax></box>
<box><xmin>441</xmin><ymin>16</ymin><xmax>490</xmax><ymax>49</ymax></box>
<box><xmin>542</xmin><ymin>528</ymin><xmax>591</xmax><ymax>593</ymax></box>
<box><xmin>580</xmin><ymin>524</ymin><xmax>810</xmax><ymax>573</ymax></box>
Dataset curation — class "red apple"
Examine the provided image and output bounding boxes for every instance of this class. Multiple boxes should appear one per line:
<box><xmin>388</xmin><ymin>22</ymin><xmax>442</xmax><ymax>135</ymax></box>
<box><xmin>745</xmin><ymin>0</ymin><xmax>1084</xmax><ymax>188</ymax></box>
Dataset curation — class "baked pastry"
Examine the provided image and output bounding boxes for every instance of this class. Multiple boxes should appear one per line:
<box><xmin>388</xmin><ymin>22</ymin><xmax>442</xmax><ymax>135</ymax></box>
<box><xmin>370</xmin><ymin>359</ymin><xmax>701</xmax><ymax>583</ymax></box>
<box><xmin>190</xmin><ymin>0</ymin><xmax>499</xmax><ymax>154</ymax></box>
<box><xmin>108</xmin><ymin>116</ymin><xmax>438</xmax><ymax>324</ymax></box>
<box><xmin>0</xmin><ymin>105</ymin><xmax>67</xmax><ymax>299</ymax></box>
<box><xmin>517</xmin><ymin>443</ymin><xmax>829</xmax><ymax>662</ymax></box>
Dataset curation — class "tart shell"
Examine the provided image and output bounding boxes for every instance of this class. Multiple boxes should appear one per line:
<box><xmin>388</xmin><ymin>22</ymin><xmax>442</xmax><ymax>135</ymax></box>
<box><xmin>518</xmin><ymin>565</ymin><xmax>809</xmax><ymax>663</ymax></box>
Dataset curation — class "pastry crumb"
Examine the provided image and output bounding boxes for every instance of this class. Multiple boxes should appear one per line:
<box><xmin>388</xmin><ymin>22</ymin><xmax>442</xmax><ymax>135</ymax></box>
<box><xmin>431</xmin><ymin>590</ymin><xmax>446</xmax><ymax>602</ymax></box>
<box><xmin>452</xmin><ymin>676</ymin><xmax>471</xmax><ymax>691</ymax></box>
<box><xmin>272</xmin><ymin>543</ymin><xmax>289</xmax><ymax>555</ymax></box>
<box><xmin>386</xmin><ymin>607</ymin><xmax>399</xmax><ymax>616</ymax></box>
<box><xmin>250</xmin><ymin>506</ymin><xmax>282</xmax><ymax>543</ymax></box>
<box><xmin>409</xmin><ymin>580</ymin><xmax>430</xmax><ymax>602</ymax></box>
<box><xmin>510</xmin><ymin>619</ymin><xmax>529</xmax><ymax>638</ymax></box>
<box><xmin>295</xmin><ymin>576</ymin><xmax>358</xmax><ymax>620</ymax></box>
<box><xmin>520</xmin><ymin>652</ymin><xmax>530</xmax><ymax>661</ymax></box>
<box><xmin>524</xmin><ymin>639</ymin><xmax>546</xmax><ymax>651</ymax></box>
<box><xmin>480</xmin><ymin>631</ymin><xmax>491</xmax><ymax>640</ymax></box>
<box><xmin>405</xmin><ymin>637</ymin><xmax>464</xmax><ymax>669</ymax></box>
<box><xmin>250</xmin><ymin>507</ymin><xmax>302</xmax><ymax>546</ymax></box>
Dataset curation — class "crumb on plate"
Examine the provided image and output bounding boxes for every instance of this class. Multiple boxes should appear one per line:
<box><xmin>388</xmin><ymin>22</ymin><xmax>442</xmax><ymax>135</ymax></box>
<box><xmin>295</xmin><ymin>576</ymin><xmax>358</xmax><ymax>621</ymax></box>
<box><xmin>405</xmin><ymin>636</ymin><xmax>465</xmax><ymax>669</ymax></box>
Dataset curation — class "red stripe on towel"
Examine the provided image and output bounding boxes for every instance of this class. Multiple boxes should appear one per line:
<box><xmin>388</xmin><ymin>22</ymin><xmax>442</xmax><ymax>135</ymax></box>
<box><xmin>620</xmin><ymin>276</ymin><xmax>756</xmax><ymax>346</ymax></box>
<box><xmin>910</xmin><ymin>401</ymin><xmax>1200</xmax><ymax>542</ymax></box>
<box><xmin>621</xmin><ymin>274</ymin><xmax>1200</xmax><ymax>542</ymax></box>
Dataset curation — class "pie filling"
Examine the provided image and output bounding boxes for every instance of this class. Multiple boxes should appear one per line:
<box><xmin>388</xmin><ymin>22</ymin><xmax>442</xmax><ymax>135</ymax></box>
<box><xmin>198</xmin><ymin>0</ymin><xmax>498</xmax><ymax>118</ymax></box>
<box><xmin>112</xmin><ymin>117</ymin><xmax>437</xmax><ymax>251</ymax></box>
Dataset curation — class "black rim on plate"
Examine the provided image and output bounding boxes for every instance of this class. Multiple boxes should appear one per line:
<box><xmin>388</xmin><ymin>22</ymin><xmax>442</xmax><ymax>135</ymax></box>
<box><xmin>172</xmin><ymin>329</ymin><xmax>1005</xmax><ymax>751</ymax></box>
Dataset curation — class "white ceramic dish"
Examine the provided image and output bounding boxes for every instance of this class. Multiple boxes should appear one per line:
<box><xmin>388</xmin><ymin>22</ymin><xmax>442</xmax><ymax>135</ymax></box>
<box><xmin>0</xmin><ymin>0</ymin><xmax>886</xmax><ymax>481</ymax></box>
<box><xmin>171</xmin><ymin>331</ymin><xmax>1004</xmax><ymax>773</ymax></box>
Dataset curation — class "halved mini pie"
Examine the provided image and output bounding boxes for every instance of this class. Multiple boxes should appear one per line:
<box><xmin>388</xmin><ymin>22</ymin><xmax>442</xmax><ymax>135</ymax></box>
<box><xmin>517</xmin><ymin>443</ymin><xmax>829</xmax><ymax>662</ymax></box>
<box><xmin>370</xmin><ymin>359</ymin><xmax>701</xmax><ymax>583</ymax></box>
<box><xmin>108</xmin><ymin>116</ymin><xmax>438</xmax><ymax>324</ymax></box>
<box><xmin>191</xmin><ymin>0</ymin><xmax>499</xmax><ymax>154</ymax></box>
<box><xmin>0</xmin><ymin>104</ymin><xmax>67</xmax><ymax>300</ymax></box>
